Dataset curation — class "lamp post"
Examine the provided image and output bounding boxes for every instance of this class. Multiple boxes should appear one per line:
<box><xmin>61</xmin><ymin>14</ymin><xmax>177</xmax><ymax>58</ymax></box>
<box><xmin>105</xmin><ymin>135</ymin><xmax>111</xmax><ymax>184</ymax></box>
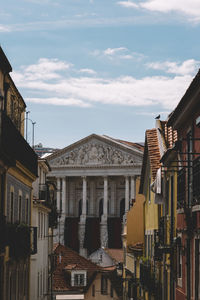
<box><xmin>22</xmin><ymin>111</ymin><xmax>36</xmax><ymax>149</ymax></box>
<box><xmin>25</xmin><ymin>111</ymin><xmax>30</xmax><ymax>141</ymax></box>
<box><xmin>32</xmin><ymin>121</ymin><xmax>36</xmax><ymax>149</ymax></box>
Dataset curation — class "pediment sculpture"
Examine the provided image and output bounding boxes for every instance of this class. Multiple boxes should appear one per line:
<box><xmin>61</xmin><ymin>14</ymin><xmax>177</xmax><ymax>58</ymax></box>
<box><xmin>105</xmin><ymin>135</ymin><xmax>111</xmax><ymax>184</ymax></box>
<box><xmin>50</xmin><ymin>141</ymin><xmax>141</xmax><ymax>166</ymax></box>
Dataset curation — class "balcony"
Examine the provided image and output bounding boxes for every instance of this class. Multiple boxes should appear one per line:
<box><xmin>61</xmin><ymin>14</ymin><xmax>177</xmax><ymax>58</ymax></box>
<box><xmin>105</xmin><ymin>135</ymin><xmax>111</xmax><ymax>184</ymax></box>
<box><xmin>5</xmin><ymin>222</ymin><xmax>37</xmax><ymax>259</ymax></box>
<box><xmin>140</xmin><ymin>261</ymin><xmax>161</xmax><ymax>296</ymax></box>
<box><xmin>0</xmin><ymin>111</ymin><xmax>37</xmax><ymax>176</ymax></box>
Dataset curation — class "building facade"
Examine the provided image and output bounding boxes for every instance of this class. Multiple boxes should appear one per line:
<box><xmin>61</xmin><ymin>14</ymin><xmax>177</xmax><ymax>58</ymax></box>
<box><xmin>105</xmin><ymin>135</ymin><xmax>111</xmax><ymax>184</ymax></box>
<box><xmin>30</xmin><ymin>158</ymin><xmax>58</xmax><ymax>300</ymax></box>
<box><xmin>47</xmin><ymin>134</ymin><xmax>143</xmax><ymax>257</ymax></box>
<box><xmin>167</xmin><ymin>70</ymin><xmax>200</xmax><ymax>300</ymax></box>
<box><xmin>0</xmin><ymin>47</ymin><xmax>38</xmax><ymax>300</ymax></box>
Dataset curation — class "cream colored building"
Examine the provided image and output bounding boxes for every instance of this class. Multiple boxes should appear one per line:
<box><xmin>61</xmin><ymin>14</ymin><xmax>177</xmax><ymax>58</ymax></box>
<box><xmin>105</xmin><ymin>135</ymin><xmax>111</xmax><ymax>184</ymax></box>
<box><xmin>47</xmin><ymin>134</ymin><xmax>143</xmax><ymax>257</ymax></box>
<box><xmin>30</xmin><ymin>158</ymin><xmax>53</xmax><ymax>300</ymax></box>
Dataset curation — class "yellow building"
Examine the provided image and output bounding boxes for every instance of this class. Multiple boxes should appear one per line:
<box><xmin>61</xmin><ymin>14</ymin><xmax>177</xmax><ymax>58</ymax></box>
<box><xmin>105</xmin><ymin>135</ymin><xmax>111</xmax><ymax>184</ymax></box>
<box><xmin>139</xmin><ymin>120</ymin><xmax>178</xmax><ymax>300</ymax></box>
<box><xmin>139</xmin><ymin>121</ymin><xmax>167</xmax><ymax>300</ymax></box>
<box><xmin>122</xmin><ymin>176</ymin><xmax>145</xmax><ymax>300</ymax></box>
<box><xmin>0</xmin><ymin>47</ymin><xmax>38</xmax><ymax>300</ymax></box>
<box><xmin>160</xmin><ymin>125</ymin><xmax>178</xmax><ymax>300</ymax></box>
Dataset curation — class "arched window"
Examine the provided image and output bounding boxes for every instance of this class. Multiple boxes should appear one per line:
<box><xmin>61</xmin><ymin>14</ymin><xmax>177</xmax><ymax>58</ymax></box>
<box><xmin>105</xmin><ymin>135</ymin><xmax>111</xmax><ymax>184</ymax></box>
<box><xmin>120</xmin><ymin>198</ymin><xmax>125</xmax><ymax>221</ymax></box>
<box><xmin>99</xmin><ymin>199</ymin><xmax>103</xmax><ymax>218</ymax></box>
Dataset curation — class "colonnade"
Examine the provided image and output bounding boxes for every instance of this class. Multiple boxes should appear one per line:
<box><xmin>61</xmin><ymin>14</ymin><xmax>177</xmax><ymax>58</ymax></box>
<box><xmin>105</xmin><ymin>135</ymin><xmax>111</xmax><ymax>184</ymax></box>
<box><xmin>55</xmin><ymin>175</ymin><xmax>136</xmax><ymax>256</ymax></box>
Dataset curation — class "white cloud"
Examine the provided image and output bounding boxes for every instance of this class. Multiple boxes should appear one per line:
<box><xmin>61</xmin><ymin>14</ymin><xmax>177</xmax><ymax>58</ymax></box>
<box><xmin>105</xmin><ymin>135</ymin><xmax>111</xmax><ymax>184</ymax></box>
<box><xmin>0</xmin><ymin>24</ymin><xmax>10</xmax><ymax>32</ymax></box>
<box><xmin>103</xmin><ymin>47</ymin><xmax>127</xmax><ymax>56</ymax></box>
<box><xmin>79</xmin><ymin>68</ymin><xmax>97</xmax><ymax>75</ymax></box>
<box><xmin>12</xmin><ymin>58</ymin><xmax>196</xmax><ymax>111</ymax></box>
<box><xmin>18</xmin><ymin>58</ymin><xmax>72</xmax><ymax>81</ymax></box>
<box><xmin>147</xmin><ymin>59</ymin><xmax>200</xmax><ymax>75</ymax></box>
<box><xmin>118</xmin><ymin>1</ymin><xmax>138</xmax><ymax>8</ymax></box>
<box><xmin>118</xmin><ymin>0</ymin><xmax>200</xmax><ymax>22</ymax></box>
<box><xmin>93</xmin><ymin>47</ymin><xmax>144</xmax><ymax>62</ymax></box>
<box><xmin>25</xmin><ymin>97</ymin><xmax>91</xmax><ymax>107</ymax></box>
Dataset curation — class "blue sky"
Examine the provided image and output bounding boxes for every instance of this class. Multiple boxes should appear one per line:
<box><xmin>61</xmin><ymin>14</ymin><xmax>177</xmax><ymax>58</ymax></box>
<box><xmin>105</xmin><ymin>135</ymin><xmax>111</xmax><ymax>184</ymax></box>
<box><xmin>1</xmin><ymin>0</ymin><xmax>200</xmax><ymax>148</ymax></box>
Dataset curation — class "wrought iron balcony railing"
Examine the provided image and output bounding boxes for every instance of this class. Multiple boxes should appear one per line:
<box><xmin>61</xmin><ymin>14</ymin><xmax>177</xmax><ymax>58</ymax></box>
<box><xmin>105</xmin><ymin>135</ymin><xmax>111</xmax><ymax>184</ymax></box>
<box><xmin>5</xmin><ymin>222</ymin><xmax>37</xmax><ymax>259</ymax></box>
<box><xmin>177</xmin><ymin>168</ymin><xmax>186</xmax><ymax>209</ymax></box>
<box><xmin>139</xmin><ymin>261</ymin><xmax>162</xmax><ymax>297</ymax></box>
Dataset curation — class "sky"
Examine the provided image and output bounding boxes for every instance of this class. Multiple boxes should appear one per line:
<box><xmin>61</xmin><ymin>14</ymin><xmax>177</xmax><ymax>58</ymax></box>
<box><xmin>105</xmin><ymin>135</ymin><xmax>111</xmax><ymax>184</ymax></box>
<box><xmin>1</xmin><ymin>0</ymin><xmax>200</xmax><ymax>148</ymax></box>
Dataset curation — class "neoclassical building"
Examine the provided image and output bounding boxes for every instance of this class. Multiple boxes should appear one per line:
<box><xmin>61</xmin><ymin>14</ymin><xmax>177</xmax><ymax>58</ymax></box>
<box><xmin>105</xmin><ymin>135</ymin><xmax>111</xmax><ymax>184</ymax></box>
<box><xmin>47</xmin><ymin>134</ymin><xmax>143</xmax><ymax>257</ymax></box>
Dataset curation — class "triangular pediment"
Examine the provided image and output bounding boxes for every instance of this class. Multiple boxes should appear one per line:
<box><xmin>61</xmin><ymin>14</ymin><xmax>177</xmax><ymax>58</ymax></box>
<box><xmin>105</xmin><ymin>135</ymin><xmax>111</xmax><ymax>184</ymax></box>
<box><xmin>48</xmin><ymin>134</ymin><xmax>143</xmax><ymax>167</ymax></box>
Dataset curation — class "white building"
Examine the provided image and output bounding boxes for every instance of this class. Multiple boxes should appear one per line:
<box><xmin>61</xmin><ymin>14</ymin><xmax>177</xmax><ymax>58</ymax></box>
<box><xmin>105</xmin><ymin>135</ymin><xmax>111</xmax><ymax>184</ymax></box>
<box><xmin>30</xmin><ymin>159</ymin><xmax>55</xmax><ymax>300</ymax></box>
<box><xmin>47</xmin><ymin>134</ymin><xmax>143</xmax><ymax>257</ymax></box>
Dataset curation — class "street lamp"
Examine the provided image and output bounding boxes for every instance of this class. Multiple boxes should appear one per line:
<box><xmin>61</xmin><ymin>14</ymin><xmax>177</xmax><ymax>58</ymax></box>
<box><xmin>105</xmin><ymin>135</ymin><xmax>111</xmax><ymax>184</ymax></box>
<box><xmin>32</xmin><ymin>121</ymin><xmax>36</xmax><ymax>149</ymax></box>
<box><xmin>22</xmin><ymin>111</ymin><xmax>36</xmax><ymax>149</ymax></box>
<box><xmin>25</xmin><ymin>111</ymin><xmax>30</xmax><ymax>141</ymax></box>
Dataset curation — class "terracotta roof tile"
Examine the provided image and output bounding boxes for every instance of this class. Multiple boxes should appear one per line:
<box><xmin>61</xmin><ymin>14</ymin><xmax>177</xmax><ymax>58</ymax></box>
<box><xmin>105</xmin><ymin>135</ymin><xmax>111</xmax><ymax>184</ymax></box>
<box><xmin>53</xmin><ymin>244</ymin><xmax>100</xmax><ymax>292</ymax></box>
<box><xmin>139</xmin><ymin>128</ymin><xmax>161</xmax><ymax>194</ymax></box>
<box><xmin>146</xmin><ymin>129</ymin><xmax>161</xmax><ymax>180</ymax></box>
<box><xmin>104</xmin><ymin>248</ymin><xmax>124</xmax><ymax>264</ymax></box>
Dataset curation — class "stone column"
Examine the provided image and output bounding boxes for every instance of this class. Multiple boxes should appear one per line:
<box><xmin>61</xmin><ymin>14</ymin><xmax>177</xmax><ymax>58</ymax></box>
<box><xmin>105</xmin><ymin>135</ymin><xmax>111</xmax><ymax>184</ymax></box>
<box><xmin>79</xmin><ymin>176</ymin><xmax>87</xmax><ymax>257</ymax></box>
<box><xmin>82</xmin><ymin>176</ymin><xmax>87</xmax><ymax>217</ymax></box>
<box><xmin>59</xmin><ymin>177</ymin><xmax>66</xmax><ymax>245</ymax></box>
<box><xmin>103</xmin><ymin>176</ymin><xmax>108</xmax><ymax>216</ymax></box>
<box><xmin>57</xmin><ymin>177</ymin><xmax>61</xmax><ymax>213</ymax></box>
<box><xmin>100</xmin><ymin>176</ymin><xmax>108</xmax><ymax>248</ymax></box>
<box><xmin>90</xmin><ymin>180</ymin><xmax>95</xmax><ymax>216</ymax></box>
<box><xmin>125</xmin><ymin>176</ymin><xmax>130</xmax><ymax>213</ymax></box>
<box><xmin>55</xmin><ymin>177</ymin><xmax>61</xmax><ymax>243</ymax></box>
<box><xmin>130</xmin><ymin>176</ymin><xmax>136</xmax><ymax>205</ymax></box>
<box><xmin>110</xmin><ymin>180</ymin><xmax>116</xmax><ymax>215</ymax></box>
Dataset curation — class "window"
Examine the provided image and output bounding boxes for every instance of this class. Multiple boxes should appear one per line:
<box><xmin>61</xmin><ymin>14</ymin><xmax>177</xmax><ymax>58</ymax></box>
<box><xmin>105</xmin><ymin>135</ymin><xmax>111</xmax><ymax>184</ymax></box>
<box><xmin>26</xmin><ymin>197</ymin><xmax>29</xmax><ymax>224</ymax></box>
<box><xmin>101</xmin><ymin>275</ymin><xmax>108</xmax><ymax>295</ymax></box>
<box><xmin>18</xmin><ymin>194</ymin><xmax>22</xmax><ymax>222</ymax></box>
<box><xmin>41</xmin><ymin>213</ymin><xmax>43</xmax><ymax>238</ymax></box>
<box><xmin>38</xmin><ymin>212</ymin><xmax>41</xmax><ymax>238</ymax></box>
<box><xmin>71</xmin><ymin>271</ymin><xmax>87</xmax><ymax>287</ymax></box>
<box><xmin>10</xmin><ymin>191</ymin><xmax>14</xmax><ymax>223</ymax></box>
<box><xmin>74</xmin><ymin>274</ymin><xmax>84</xmax><ymax>286</ymax></box>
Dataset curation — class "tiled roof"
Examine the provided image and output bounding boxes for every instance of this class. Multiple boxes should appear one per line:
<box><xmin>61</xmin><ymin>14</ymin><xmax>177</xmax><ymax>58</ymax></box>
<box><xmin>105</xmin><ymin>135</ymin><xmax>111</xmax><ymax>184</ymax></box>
<box><xmin>146</xmin><ymin>129</ymin><xmax>161</xmax><ymax>180</ymax></box>
<box><xmin>53</xmin><ymin>244</ymin><xmax>122</xmax><ymax>298</ymax></box>
<box><xmin>104</xmin><ymin>248</ymin><xmax>124</xmax><ymax>264</ymax></box>
<box><xmin>139</xmin><ymin>128</ymin><xmax>161</xmax><ymax>194</ymax></box>
<box><xmin>53</xmin><ymin>244</ymin><xmax>100</xmax><ymax>292</ymax></box>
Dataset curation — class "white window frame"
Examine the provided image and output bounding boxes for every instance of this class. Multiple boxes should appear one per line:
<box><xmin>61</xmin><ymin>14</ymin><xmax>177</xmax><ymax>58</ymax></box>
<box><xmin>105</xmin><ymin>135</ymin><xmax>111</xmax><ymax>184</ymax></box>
<box><xmin>71</xmin><ymin>270</ymin><xmax>87</xmax><ymax>287</ymax></box>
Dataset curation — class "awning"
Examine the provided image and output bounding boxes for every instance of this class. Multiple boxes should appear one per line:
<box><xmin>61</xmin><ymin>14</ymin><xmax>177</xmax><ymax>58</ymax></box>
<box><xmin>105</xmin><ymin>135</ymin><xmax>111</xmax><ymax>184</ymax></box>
<box><xmin>56</xmin><ymin>295</ymin><xmax>84</xmax><ymax>300</ymax></box>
